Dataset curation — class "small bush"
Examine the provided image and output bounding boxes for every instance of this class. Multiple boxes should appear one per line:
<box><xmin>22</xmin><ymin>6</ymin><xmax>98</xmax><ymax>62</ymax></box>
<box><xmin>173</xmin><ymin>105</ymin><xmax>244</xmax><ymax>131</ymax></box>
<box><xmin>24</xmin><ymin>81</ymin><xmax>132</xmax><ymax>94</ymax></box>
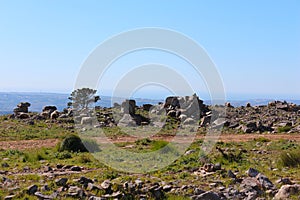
<box><xmin>254</xmin><ymin>137</ymin><xmax>271</xmax><ymax>143</ymax></box>
<box><xmin>280</xmin><ymin>149</ymin><xmax>300</xmax><ymax>167</ymax></box>
<box><xmin>278</xmin><ymin>126</ymin><xmax>292</xmax><ymax>133</ymax></box>
<box><xmin>82</xmin><ymin>138</ymin><xmax>101</xmax><ymax>153</ymax></box>
<box><xmin>59</xmin><ymin>134</ymin><xmax>88</xmax><ymax>152</ymax></box>
<box><xmin>55</xmin><ymin>151</ymin><xmax>72</xmax><ymax>159</ymax></box>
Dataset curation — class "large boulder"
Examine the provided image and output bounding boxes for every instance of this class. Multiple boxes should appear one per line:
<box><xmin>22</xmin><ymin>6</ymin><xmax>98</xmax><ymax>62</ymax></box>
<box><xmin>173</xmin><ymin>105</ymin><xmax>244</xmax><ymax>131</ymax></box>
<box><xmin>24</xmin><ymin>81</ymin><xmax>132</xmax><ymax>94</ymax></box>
<box><xmin>121</xmin><ymin>100</ymin><xmax>136</xmax><ymax>115</ymax></box>
<box><xmin>13</xmin><ymin>102</ymin><xmax>31</xmax><ymax>114</ymax></box>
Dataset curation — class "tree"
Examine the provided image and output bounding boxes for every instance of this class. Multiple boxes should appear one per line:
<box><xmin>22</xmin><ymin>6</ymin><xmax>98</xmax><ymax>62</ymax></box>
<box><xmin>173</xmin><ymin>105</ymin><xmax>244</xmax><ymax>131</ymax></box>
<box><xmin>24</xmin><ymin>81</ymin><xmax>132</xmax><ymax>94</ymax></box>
<box><xmin>68</xmin><ymin>88</ymin><xmax>100</xmax><ymax>110</ymax></box>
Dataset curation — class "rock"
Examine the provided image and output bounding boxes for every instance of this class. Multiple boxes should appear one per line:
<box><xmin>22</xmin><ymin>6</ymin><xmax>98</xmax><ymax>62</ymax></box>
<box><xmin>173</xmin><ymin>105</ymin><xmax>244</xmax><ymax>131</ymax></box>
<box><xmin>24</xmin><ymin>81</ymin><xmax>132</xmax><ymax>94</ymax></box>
<box><xmin>228</xmin><ymin>170</ymin><xmax>236</xmax><ymax>179</ymax></box>
<box><xmin>42</xmin><ymin>106</ymin><xmax>57</xmax><ymax>113</ymax></box>
<box><xmin>162</xmin><ymin>185</ymin><xmax>172</xmax><ymax>192</ymax></box>
<box><xmin>212</xmin><ymin>118</ymin><xmax>230</xmax><ymax>128</ymax></box>
<box><xmin>50</xmin><ymin>110</ymin><xmax>59</xmax><ymax>119</ymax></box>
<box><xmin>81</xmin><ymin>117</ymin><xmax>93</xmax><ymax>125</ymax></box>
<box><xmin>121</xmin><ymin>99</ymin><xmax>136</xmax><ymax>115</ymax></box>
<box><xmin>203</xmin><ymin>163</ymin><xmax>215</xmax><ymax>172</ymax></box>
<box><xmin>27</xmin><ymin>184</ymin><xmax>38</xmax><ymax>195</ymax></box>
<box><xmin>34</xmin><ymin>192</ymin><xmax>56</xmax><ymax>200</ymax></box>
<box><xmin>13</xmin><ymin>102</ymin><xmax>31</xmax><ymax>114</ymax></box>
<box><xmin>55</xmin><ymin>178</ymin><xmax>68</xmax><ymax>186</ymax></box>
<box><xmin>213</xmin><ymin>163</ymin><xmax>222</xmax><ymax>171</ymax></box>
<box><xmin>4</xmin><ymin>195</ymin><xmax>16</xmax><ymax>200</ymax></box>
<box><xmin>274</xmin><ymin>184</ymin><xmax>300</xmax><ymax>200</ymax></box>
<box><xmin>256</xmin><ymin>173</ymin><xmax>274</xmax><ymax>189</ymax></box>
<box><xmin>68</xmin><ymin>186</ymin><xmax>86</xmax><ymax>198</ymax></box>
<box><xmin>2</xmin><ymin>162</ymin><xmax>9</xmax><ymax>167</ymax></box>
<box><xmin>142</xmin><ymin>104</ymin><xmax>153</xmax><ymax>111</ymax></box>
<box><xmin>247</xmin><ymin>168</ymin><xmax>259</xmax><ymax>177</ymax></box>
<box><xmin>18</xmin><ymin>112</ymin><xmax>30</xmax><ymax>119</ymax></box>
<box><xmin>276</xmin><ymin>177</ymin><xmax>293</xmax><ymax>185</ymax></box>
<box><xmin>78</xmin><ymin>176</ymin><xmax>93</xmax><ymax>187</ymax></box>
<box><xmin>184</xmin><ymin>149</ymin><xmax>196</xmax><ymax>155</ymax></box>
<box><xmin>182</xmin><ymin>117</ymin><xmax>196</xmax><ymax>125</ymax></box>
<box><xmin>88</xmin><ymin>196</ymin><xmax>106</xmax><ymax>200</ymax></box>
<box><xmin>70</xmin><ymin>166</ymin><xmax>81</xmax><ymax>171</ymax></box>
<box><xmin>101</xmin><ymin>180</ymin><xmax>112</xmax><ymax>194</ymax></box>
<box><xmin>192</xmin><ymin>191</ymin><xmax>221</xmax><ymax>200</ymax></box>
<box><xmin>118</xmin><ymin>114</ymin><xmax>137</xmax><ymax>127</ymax></box>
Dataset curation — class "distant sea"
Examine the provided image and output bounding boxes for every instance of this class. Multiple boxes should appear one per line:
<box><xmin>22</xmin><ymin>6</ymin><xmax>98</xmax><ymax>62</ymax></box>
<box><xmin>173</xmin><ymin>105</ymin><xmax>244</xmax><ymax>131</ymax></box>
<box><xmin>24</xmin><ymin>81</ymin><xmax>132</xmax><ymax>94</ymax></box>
<box><xmin>0</xmin><ymin>92</ymin><xmax>162</xmax><ymax>115</ymax></box>
<box><xmin>0</xmin><ymin>92</ymin><xmax>299</xmax><ymax>116</ymax></box>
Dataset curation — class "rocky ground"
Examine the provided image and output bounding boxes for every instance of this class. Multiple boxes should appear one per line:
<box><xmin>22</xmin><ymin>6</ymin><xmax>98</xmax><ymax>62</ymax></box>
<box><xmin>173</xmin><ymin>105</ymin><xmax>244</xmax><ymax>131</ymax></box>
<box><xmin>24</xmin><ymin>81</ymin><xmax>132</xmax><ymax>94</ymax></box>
<box><xmin>0</xmin><ymin>95</ymin><xmax>300</xmax><ymax>199</ymax></box>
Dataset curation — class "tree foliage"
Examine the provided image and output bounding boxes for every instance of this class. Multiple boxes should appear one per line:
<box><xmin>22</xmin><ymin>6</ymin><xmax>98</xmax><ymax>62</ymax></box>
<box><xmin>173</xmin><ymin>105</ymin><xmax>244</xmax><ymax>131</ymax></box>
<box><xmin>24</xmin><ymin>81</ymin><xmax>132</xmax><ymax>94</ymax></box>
<box><xmin>68</xmin><ymin>88</ymin><xmax>100</xmax><ymax>110</ymax></box>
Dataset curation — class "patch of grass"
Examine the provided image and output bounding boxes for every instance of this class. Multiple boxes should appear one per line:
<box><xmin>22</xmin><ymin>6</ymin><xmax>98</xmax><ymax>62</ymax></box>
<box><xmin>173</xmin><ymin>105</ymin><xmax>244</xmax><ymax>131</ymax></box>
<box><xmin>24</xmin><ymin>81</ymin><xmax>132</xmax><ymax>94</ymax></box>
<box><xmin>279</xmin><ymin>149</ymin><xmax>300</xmax><ymax>167</ymax></box>
<box><xmin>254</xmin><ymin>137</ymin><xmax>271</xmax><ymax>143</ymax></box>
<box><xmin>278</xmin><ymin>126</ymin><xmax>292</xmax><ymax>133</ymax></box>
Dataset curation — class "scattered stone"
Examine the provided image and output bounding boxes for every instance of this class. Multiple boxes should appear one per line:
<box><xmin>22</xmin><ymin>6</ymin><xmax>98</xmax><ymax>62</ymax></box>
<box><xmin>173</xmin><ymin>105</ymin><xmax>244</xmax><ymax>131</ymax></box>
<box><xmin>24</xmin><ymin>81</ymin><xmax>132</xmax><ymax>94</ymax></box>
<box><xmin>27</xmin><ymin>184</ymin><xmax>38</xmax><ymax>195</ymax></box>
<box><xmin>192</xmin><ymin>191</ymin><xmax>221</xmax><ymax>200</ymax></box>
<box><xmin>55</xmin><ymin>178</ymin><xmax>68</xmax><ymax>187</ymax></box>
<box><xmin>70</xmin><ymin>166</ymin><xmax>81</xmax><ymax>171</ymax></box>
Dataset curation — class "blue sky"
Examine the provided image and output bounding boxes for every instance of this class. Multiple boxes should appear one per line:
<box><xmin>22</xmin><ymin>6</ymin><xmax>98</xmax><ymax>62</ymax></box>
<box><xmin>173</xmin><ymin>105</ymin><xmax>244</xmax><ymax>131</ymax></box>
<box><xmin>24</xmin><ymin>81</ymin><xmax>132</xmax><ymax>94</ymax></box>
<box><xmin>0</xmin><ymin>0</ymin><xmax>299</xmax><ymax>100</ymax></box>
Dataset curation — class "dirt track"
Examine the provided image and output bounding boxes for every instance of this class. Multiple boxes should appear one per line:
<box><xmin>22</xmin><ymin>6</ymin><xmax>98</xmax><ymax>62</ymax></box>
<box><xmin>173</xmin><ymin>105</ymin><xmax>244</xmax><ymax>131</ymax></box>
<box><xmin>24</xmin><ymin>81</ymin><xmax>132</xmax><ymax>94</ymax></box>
<box><xmin>0</xmin><ymin>134</ymin><xmax>300</xmax><ymax>150</ymax></box>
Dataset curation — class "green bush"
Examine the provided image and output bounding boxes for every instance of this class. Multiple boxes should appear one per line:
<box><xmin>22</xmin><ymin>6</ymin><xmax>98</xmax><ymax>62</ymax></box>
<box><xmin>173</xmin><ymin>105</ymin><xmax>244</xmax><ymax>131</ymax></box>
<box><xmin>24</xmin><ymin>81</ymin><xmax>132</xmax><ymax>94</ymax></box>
<box><xmin>280</xmin><ymin>149</ymin><xmax>300</xmax><ymax>167</ymax></box>
<box><xmin>82</xmin><ymin>138</ymin><xmax>101</xmax><ymax>153</ymax></box>
<box><xmin>278</xmin><ymin>126</ymin><xmax>292</xmax><ymax>133</ymax></box>
<box><xmin>59</xmin><ymin>134</ymin><xmax>88</xmax><ymax>152</ymax></box>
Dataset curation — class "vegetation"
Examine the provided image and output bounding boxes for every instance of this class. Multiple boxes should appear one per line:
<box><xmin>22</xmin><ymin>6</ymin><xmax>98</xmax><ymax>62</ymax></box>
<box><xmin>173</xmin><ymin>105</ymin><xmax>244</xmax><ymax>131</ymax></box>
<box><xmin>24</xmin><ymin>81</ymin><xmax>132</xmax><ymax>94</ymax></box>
<box><xmin>67</xmin><ymin>88</ymin><xmax>100</xmax><ymax>110</ymax></box>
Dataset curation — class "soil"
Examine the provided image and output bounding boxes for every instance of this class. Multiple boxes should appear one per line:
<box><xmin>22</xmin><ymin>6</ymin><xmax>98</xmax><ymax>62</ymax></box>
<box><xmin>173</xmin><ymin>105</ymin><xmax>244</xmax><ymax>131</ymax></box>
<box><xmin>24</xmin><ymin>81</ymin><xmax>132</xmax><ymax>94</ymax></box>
<box><xmin>1</xmin><ymin>134</ymin><xmax>300</xmax><ymax>150</ymax></box>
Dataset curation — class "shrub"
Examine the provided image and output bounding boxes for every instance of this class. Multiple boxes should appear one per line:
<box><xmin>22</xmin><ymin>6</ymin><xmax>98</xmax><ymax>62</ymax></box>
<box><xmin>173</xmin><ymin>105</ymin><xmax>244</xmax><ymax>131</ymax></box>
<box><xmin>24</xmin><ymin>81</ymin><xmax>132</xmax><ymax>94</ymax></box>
<box><xmin>82</xmin><ymin>138</ymin><xmax>101</xmax><ymax>153</ymax></box>
<box><xmin>59</xmin><ymin>134</ymin><xmax>88</xmax><ymax>152</ymax></box>
<box><xmin>278</xmin><ymin>126</ymin><xmax>292</xmax><ymax>133</ymax></box>
<box><xmin>280</xmin><ymin>149</ymin><xmax>300</xmax><ymax>167</ymax></box>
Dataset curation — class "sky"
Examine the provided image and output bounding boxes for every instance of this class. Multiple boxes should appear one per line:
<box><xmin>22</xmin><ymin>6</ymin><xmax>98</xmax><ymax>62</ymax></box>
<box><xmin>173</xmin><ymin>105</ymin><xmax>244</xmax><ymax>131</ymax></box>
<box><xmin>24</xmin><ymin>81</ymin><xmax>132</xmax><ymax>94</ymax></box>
<box><xmin>0</xmin><ymin>0</ymin><xmax>299</xmax><ymax>100</ymax></box>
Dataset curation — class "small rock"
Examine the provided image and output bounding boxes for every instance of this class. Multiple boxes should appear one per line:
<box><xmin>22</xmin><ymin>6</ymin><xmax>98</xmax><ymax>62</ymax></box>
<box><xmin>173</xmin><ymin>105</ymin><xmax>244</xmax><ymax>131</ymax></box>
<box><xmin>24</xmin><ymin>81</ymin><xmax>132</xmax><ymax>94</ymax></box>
<box><xmin>247</xmin><ymin>168</ymin><xmax>259</xmax><ymax>177</ymax></box>
<box><xmin>55</xmin><ymin>178</ymin><xmax>68</xmax><ymax>187</ymax></box>
<box><xmin>274</xmin><ymin>184</ymin><xmax>300</xmax><ymax>200</ymax></box>
<box><xmin>70</xmin><ymin>166</ymin><xmax>81</xmax><ymax>171</ymax></box>
<box><xmin>192</xmin><ymin>191</ymin><xmax>221</xmax><ymax>200</ymax></box>
<box><xmin>4</xmin><ymin>195</ymin><xmax>16</xmax><ymax>200</ymax></box>
<box><xmin>27</xmin><ymin>184</ymin><xmax>38</xmax><ymax>195</ymax></box>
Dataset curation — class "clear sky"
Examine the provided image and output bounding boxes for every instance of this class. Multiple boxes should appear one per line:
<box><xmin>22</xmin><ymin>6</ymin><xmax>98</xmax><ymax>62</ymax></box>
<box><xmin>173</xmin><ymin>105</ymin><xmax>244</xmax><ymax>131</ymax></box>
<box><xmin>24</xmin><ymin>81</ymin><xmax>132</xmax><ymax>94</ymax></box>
<box><xmin>0</xmin><ymin>0</ymin><xmax>299</xmax><ymax>100</ymax></box>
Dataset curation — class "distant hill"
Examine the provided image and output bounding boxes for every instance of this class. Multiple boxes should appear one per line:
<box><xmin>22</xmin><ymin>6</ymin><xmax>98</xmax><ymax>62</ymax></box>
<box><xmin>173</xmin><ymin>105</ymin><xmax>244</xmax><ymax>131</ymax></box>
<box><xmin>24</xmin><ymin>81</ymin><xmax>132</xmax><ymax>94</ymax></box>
<box><xmin>0</xmin><ymin>92</ymin><xmax>162</xmax><ymax>114</ymax></box>
<box><xmin>0</xmin><ymin>92</ymin><xmax>299</xmax><ymax>115</ymax></box>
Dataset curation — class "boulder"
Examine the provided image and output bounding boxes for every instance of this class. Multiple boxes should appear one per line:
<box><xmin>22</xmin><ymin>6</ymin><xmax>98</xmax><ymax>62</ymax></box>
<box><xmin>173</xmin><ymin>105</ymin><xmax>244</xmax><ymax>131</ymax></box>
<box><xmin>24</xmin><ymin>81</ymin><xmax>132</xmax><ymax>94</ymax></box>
<box><xmin>42</xmin><ymin>106</ymin><xmax>57</xmax><ymax>113</ymax></box>
<box><xmin>274</xmin><ymin>184</ymin><xmax>300</xmax><ymax>200</ymax></box>
<box><xmin>50</xmin><ymin>110</ymin><xmax>59</xmax><ymax>119</ymax></box>
<box><xmin>13</xmin><ymin>102</ymin><xmax>31</xmax><ymax>114</ymax></box>
<box><xmin>81</xmin><ymin>117</ymin><xmax>93</xmax><ymax>125</ymax></box>
<box><xmin>121</xmin><ymin>100</ymin><xmax>136</xmax><ymax>115</ymax></box>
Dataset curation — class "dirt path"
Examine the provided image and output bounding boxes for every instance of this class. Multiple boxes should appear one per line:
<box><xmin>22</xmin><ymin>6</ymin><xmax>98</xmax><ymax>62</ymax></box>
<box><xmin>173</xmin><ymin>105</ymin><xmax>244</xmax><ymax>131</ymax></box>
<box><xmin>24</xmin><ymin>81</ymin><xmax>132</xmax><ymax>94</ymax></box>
<box><xmin>0</xmin><ymin>134</ymin><xmax>300</xmax><ymax>150</ymax></box>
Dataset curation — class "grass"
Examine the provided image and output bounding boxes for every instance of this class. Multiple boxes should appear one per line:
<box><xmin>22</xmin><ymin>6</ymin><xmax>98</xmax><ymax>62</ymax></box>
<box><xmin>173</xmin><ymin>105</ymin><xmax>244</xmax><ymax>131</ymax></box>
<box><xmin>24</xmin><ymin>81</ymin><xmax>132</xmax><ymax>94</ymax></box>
<box><xmin>278</xmin><ymin>126</ymin><xmax>292</xmax><ymax>133</ymax></box>
<box><xmin>279</xmin><ymin>149</ymin><xmax>300</xmax><ymax>167</ymax></box>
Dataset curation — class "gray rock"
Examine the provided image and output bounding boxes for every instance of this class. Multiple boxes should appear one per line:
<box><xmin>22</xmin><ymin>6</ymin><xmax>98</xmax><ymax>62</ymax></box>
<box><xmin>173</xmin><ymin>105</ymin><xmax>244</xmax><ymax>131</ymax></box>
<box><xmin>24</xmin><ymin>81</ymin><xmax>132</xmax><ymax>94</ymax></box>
<box><xmin>34</xmin><ymin>192</ymin><xmax>56</xmax><ymax>200</ymax></box>
<box><xmin>256</xmin><ymin>173</ymin><xmax>274</xmax><ymax>189</ymax></box>
<box><xmin>70</xmin><ymin>166</ymin><xmax>81</xmax><ymax>171</ymax></box>
<box><xmin>55</xmin><ymin>178</ymin><xmax>68</xmax><ymax>186</ymax></box>
<box><xmin>192</xmin><ymin>191</ymin><xmax>221</xmax><ymax>200</ymax></box>
<box><xmin>4</xmin><ymin>195</ymin><xmax>16</xmax><ymax>200</ymax></box>
<box><xmin>27</xmin><ymin>184</ymin><xmax>38</xmax><ymax>195</ymax></box>
<box><xmin>274</xmin><ymin>184</ymin><xmax>300</xmax><ymax>200</ymax></box>
<box><xmin>247</xmin><ymin>168</ymin><xmax>259</xmax><ymax>177</ymax></box>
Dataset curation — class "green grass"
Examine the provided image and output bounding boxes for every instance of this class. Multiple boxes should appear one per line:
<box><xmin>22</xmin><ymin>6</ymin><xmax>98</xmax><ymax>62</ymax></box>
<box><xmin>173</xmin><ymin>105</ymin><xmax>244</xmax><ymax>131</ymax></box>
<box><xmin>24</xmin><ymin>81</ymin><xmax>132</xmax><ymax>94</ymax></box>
<box><xmin>279</xmin><ymin>149</ymin><xmax>300</xmax><ymax>167</ymax></box>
